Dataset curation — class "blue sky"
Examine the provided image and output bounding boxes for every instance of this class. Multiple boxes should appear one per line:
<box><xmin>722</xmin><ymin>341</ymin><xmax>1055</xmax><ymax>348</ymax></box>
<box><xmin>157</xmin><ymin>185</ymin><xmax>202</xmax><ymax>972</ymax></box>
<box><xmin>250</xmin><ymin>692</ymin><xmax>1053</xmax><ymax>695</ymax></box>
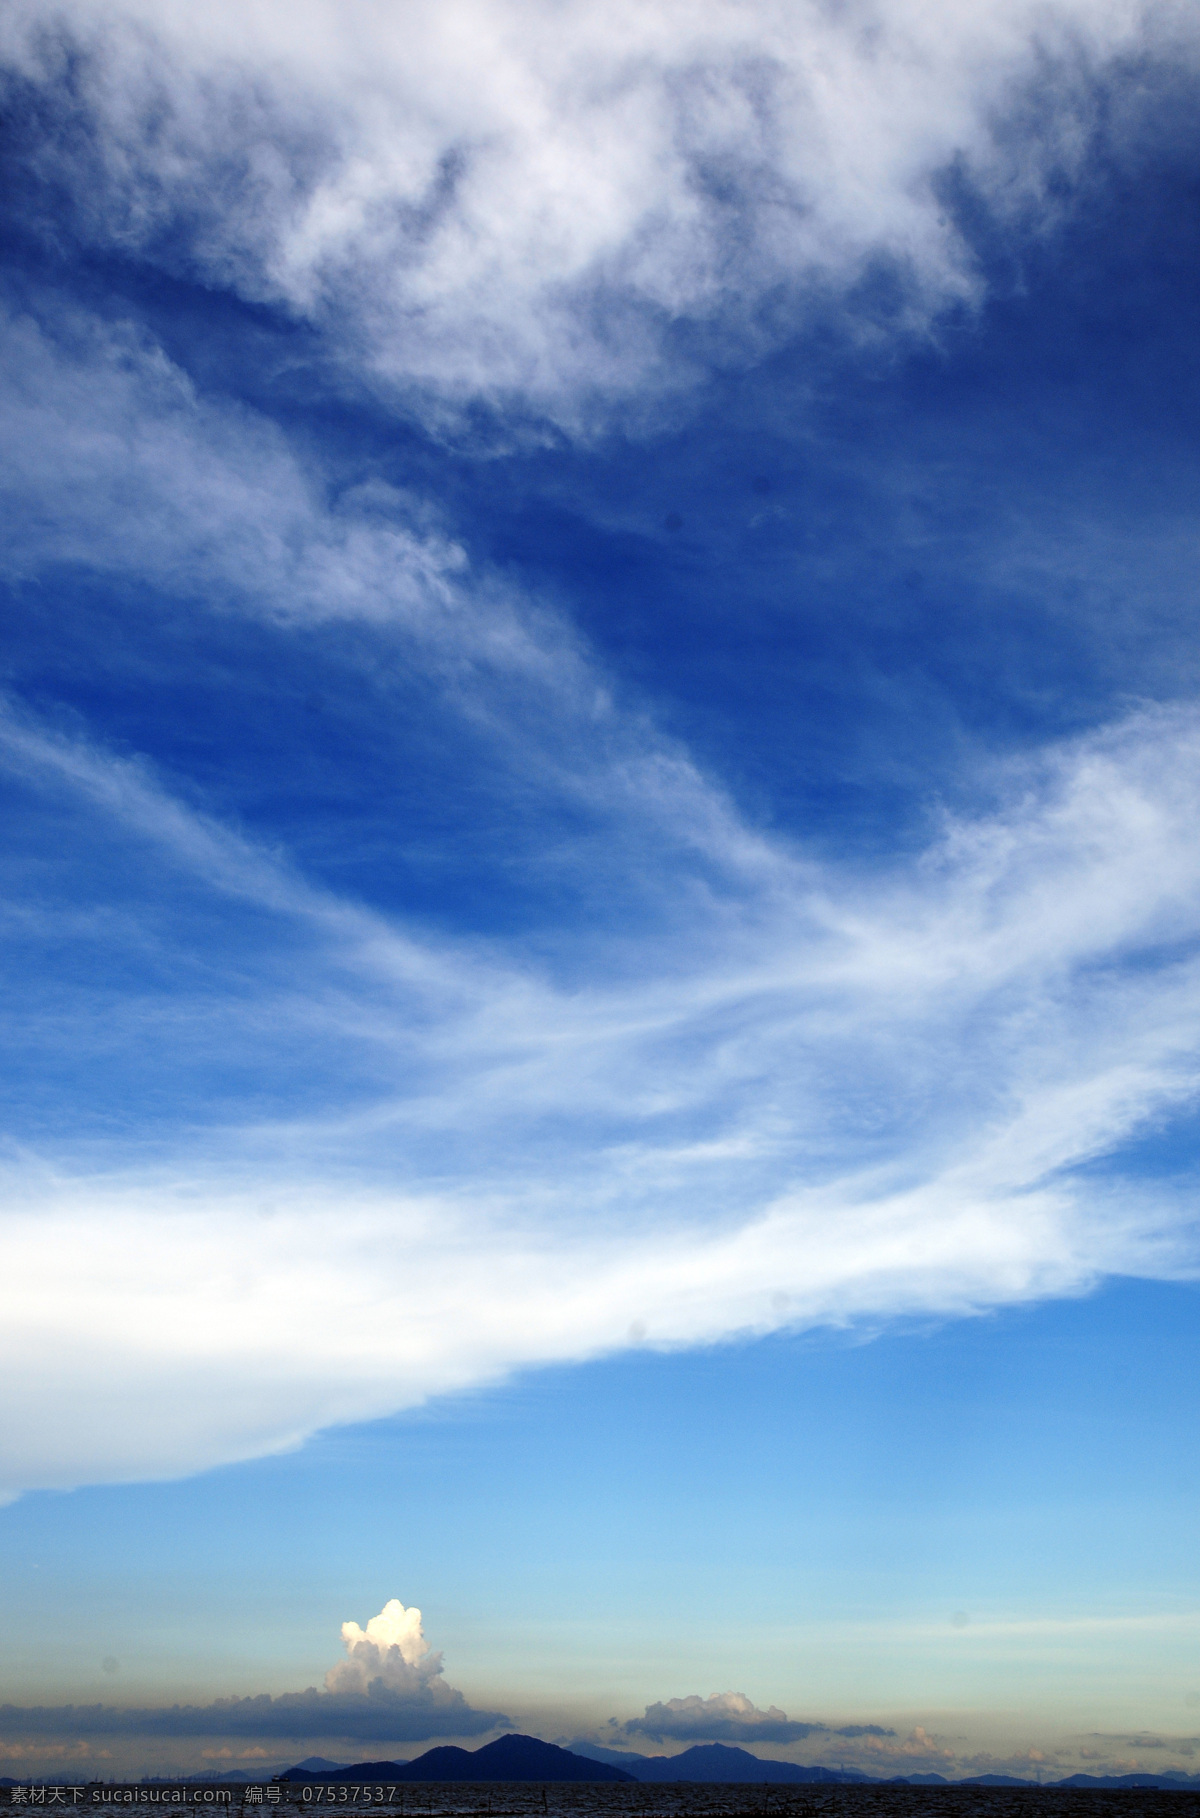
<box><xmin>2</xmin><ymin>0</ymin><xmax>1200</xmax><ymax>1785</ymax></box>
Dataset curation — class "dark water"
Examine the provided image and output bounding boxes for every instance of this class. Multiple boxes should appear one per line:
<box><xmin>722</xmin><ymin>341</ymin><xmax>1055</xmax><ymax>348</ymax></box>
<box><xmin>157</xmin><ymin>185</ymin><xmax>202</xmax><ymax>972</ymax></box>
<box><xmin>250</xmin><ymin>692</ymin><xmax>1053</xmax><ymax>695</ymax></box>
<box><xmin>15</xmin><ymin>1787</ymin><xmax>1194</xmax><ymax>1818</ymax></box>
<box><xmin>277</xmin><ymin>1786</ymin><xmax>1197</xmax><ymax>1818</ymax></box>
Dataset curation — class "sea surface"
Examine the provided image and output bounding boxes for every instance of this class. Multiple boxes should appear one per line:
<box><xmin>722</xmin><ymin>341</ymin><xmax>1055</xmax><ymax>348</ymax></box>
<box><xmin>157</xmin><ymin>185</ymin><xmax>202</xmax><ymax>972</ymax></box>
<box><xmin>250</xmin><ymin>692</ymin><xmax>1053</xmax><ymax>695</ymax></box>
<box><xmin>275</xmin><ymin>1784</ymin><xmax>1194</xmax><ymax>1818</ymax></box>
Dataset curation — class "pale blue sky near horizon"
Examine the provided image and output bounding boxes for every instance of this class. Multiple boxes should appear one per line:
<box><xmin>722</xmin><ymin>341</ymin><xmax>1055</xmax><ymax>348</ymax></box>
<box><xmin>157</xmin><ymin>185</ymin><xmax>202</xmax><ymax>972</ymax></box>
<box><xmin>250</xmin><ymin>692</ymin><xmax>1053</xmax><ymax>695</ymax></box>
<box><xmin>2</xmin><ymin>1280</ymin><xmax>1198</xmax><ymax>1743</ymax></box>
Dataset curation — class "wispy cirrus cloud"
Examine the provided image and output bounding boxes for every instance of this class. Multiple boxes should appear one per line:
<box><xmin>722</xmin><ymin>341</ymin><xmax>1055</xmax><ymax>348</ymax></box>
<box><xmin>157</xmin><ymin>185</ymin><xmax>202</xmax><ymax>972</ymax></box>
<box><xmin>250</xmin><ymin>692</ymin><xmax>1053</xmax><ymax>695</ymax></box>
<box><xmin>0</xmin><ymin>307</ymin><xmax>467</xmax><ymax>632</ymax></box>
<box><xmin>2</xmin><ymin>681</ymin><xmax>1200</xmax><ymax>1497</ymax></box>
<box><xmin>3</xmin><ymin>0</ymin><xmax>1200</xmax><ymax>1522</ymax></box>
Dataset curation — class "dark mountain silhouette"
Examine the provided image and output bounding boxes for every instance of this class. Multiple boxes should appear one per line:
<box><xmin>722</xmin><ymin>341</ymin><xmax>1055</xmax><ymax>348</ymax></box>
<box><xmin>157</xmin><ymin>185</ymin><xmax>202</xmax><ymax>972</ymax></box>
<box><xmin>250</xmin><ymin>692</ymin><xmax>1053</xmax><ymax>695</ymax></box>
<box><xmin>145</xmin><ymin>1761</ymin><xmax>344</xmax><ymax>1784</ymax></box>
<box><xmin>284</xmin><ymin>1737</ymin><xmax>1200</xmax><ymax>1793</ymax></box>
<box><xmin>8</xmin><ymin>1751</ymin><xmax>1200</xmax><ymax>1793</ymax></box>
<box><xmin>281</xmin><ymin>1762</ymin><xmax>407</xmax><ymax>1781</ymax></box>
<box><xmin>282</xmin><ymin>1734</ymin><xmax>632</xmax><ymax>1782</ymax></box>
<box><xmin>892</xmin><ymin>1771</ymin><xmax>1200</xmax><ymax>1790</ymax></box>
<box><xmin>566</xmin><ymin>1742</ymin><xmax>867</xmax><ymax>1783</ymax></box>
<box><xmin>569</xmin><ymin>1744</ymin><xmax>1200</xmax><ymax>1792</ymax></box>
<box><xmin>1049</xmin><ymin>1772</ymin><xmax>1200</xmax><ymax>1790</ymax></box>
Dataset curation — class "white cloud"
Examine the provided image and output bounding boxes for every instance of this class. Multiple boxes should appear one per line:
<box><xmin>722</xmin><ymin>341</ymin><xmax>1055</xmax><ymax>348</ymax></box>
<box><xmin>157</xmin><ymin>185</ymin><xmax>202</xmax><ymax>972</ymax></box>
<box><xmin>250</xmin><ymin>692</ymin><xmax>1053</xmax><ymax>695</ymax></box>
<box><xmin>623</xmin><ymin>1690</ymin><xmax>887</xmax><ymax>1743</ymax></box>
<box><xmin>0</xmin><ymin>1602</ymin><xmax>504</xmax><ymax>1740</ymax></box>
<box><xmin>3</xmin><ymin>0</ymin><xmax>1200</xmax><ymax>1508</ymax></box>
<box><xmin>0</xmin><ymin>307</ymin><xmax>468</xmax><ymax>634</ymax></box>
<box><xmin>1</xmin><ymin>691</ymin><xmax>1200</xmax><ymax>1498</ymax></box>
<box><xmin>1</xmin><ymin>0</ymin><xmax>1190</xmax><ymax>420</ymax></box>
<box><xmin>326</xmin><ymin>1601</ymin><xmax>443</xmax><ymax>1698</ymax></box>
<box><xmin>0</xmin><ymin>303</ymin><xmax>841</xmax><ymax>915</ymax></box>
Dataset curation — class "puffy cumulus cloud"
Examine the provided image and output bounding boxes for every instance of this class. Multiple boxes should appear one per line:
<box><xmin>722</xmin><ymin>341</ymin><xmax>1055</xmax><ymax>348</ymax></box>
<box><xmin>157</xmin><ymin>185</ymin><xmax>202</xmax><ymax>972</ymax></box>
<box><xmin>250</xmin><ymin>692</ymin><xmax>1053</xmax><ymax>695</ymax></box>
<box><xmin>624</xmin><ymin>1692</ymin><xmax>894</xmax><ymax>1744</ymax></box>
<box><xmin>810</xmin><ymin>1725</ymin><xmax>959</xmax><ymax>1774</ymax></box>
<box><xmin>0</xmin><ymin>0</ymin><xmax>1193</xmax><ymax>421</ymax></box>
<box><xmin>0</xmin><ymin>1604</ymin><xmax>505</xmax><ymax>1743</ymax></box>
<box><xmin>905</xmin><ymin>1726</ymin><xmax>956</xmax><ymax>1763</ymax></box>
<box><xmin>325</xmin><ymin>1601</ymin><xmax>444</xmax><ymax>1698</ymax></box>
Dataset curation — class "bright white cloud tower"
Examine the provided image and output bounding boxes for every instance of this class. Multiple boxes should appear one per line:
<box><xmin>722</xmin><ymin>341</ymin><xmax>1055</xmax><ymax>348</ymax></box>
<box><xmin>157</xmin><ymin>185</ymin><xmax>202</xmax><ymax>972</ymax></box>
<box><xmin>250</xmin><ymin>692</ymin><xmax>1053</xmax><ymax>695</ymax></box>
<box><xmin>326</xmin><ymin>1602</ymin><xmax>442</xmax><ymax>1695</ymax></box>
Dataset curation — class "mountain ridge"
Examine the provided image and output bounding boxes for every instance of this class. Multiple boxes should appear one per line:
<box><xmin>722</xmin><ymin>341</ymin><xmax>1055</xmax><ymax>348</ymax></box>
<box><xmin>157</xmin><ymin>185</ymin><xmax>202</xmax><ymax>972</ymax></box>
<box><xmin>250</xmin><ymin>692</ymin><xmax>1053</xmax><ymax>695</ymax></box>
<box><xmin>281</xmin><ymin>1735</ymin><xmax>631</xmax><ymax>1783</ymax></box>
<box><xmin>565</xmin><ymin>1741</ymin><xmax>869</xmax><ymax>1783</ymax></box>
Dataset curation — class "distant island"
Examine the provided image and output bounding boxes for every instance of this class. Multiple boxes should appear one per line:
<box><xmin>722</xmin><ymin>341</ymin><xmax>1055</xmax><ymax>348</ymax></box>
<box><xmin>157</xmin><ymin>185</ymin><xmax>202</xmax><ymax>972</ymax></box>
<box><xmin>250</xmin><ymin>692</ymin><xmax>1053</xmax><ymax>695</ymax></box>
<box><xmin>275</xmin><ymin>1734</ymin><xmax>1200</xmax><ymax>1791</ymax></box>
<box><xmin>565</xmin><ymin>1742</ymin><xmax>869</xmax><ymax>1783</ymax></box>
<box><xmin>281</xmin><ymin>1735</ymin><xmax>632</xmax><ymax>1783</ymax></box>
<box><xmin>5</xmin><ymin>1735</ymin><xmax>1200</xmax><ymax>1795</ymax></box>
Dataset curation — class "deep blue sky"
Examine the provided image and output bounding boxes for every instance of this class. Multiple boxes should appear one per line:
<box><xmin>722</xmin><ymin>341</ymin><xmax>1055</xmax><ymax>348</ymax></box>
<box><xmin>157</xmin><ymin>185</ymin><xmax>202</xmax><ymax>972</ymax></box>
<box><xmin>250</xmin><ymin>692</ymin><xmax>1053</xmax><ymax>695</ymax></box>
<box><xmin>2</xmin><ymin>0</ymin><xmax>1200</xmax><ymax>1786</ymax></box>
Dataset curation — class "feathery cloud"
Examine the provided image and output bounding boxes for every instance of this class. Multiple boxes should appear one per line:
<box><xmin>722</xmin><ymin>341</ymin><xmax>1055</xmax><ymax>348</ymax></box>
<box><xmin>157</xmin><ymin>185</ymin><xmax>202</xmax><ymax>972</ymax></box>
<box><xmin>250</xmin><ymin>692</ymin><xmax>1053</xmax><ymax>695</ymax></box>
<box><xmin>2</xmin><ymin>690</ymin><xmax>1200</xmax><ymax>1497</ymax></box>
<box><xmin>3</xmin><ymin>0</ymin><xmax>1200</xmax><ymax>1511</ymax></box>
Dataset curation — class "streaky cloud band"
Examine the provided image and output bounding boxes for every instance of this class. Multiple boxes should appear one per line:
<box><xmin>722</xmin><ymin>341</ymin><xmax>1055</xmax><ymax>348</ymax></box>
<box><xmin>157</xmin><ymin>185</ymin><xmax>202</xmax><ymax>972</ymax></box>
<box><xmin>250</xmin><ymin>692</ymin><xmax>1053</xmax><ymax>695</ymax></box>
<box><xmin>2</xmin><ymin>696</ymin><xmax>1200</xmax><ymax>1497</ymax></box>
<box><xmin>0</xmin><ymin>1693</ymin><xmax>503</xmax><ymax>1743</ymax></box>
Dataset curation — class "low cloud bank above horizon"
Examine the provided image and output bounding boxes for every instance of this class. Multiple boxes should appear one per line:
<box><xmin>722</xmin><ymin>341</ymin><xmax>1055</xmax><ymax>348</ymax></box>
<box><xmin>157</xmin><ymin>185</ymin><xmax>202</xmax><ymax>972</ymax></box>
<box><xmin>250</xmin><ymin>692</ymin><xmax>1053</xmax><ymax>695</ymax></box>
<box><xmin>623</xmin><ymin>1692</ymin><xmax>894</xmax><ymax>1744</ymax></box>
<box><xmin>0</xmin><ymin>1604</ymin><xmax>505</xmax><ymax>1744</ymax></box>
<box><xmin>0</xmin><ymin>1611</ymin><xmax>1195</xmax><ymax>1776</ymax></box>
